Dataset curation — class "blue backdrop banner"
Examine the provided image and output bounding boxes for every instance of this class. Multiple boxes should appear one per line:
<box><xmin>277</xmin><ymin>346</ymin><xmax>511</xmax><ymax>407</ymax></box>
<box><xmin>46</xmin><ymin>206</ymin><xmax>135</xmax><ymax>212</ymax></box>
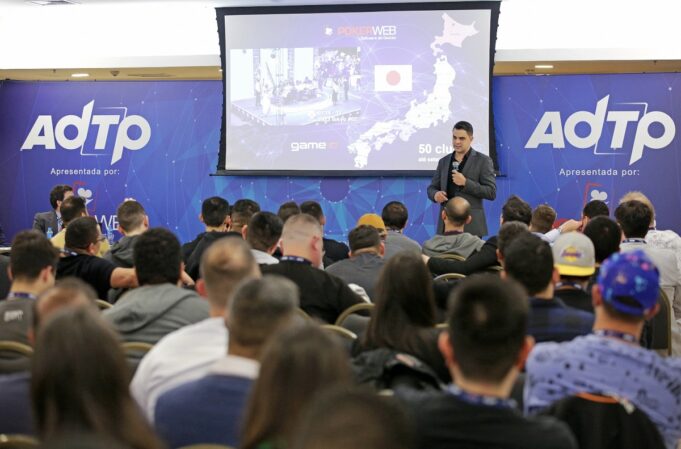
<box><xmin>0</xmin><ymin>74</ymin><xmax>679</xmax><ymax>246</ymax></box>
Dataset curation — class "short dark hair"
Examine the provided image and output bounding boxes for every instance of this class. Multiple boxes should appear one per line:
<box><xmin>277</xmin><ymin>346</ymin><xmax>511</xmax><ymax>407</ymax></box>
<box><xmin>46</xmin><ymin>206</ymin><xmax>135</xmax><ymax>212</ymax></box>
<box><xmin>299</xmin><ymin>200</ymin><xmax>324</xmax><ymax>222</ymax></box>
<box><xmin>583</xmin><ymin>217</ymin><xmax>621</xmax><ymax>263</ymax></box>
<box><xmin>497</xmin><ymin>221</ymin><xmax>530</xmax><ymax>258</ymax></box>
<box><xmin>501</xmin><ymin>195</ymin><xmax>532</xmax><ymax>225</ymax></box>
<box><xmin>278</xmin><ymin>201</ymin><xmax>301</xmax><ymax>223</ymax></box>
<box><xmin>201</xmin><ymin>196</ymin><xmax>230</xmax><ymax>227</ymax></box>
<box><xmin>615</xmin><ymin>200</ymin><xmax>651</xmax><ymax>239</ymax></box>
<box><xmin>60</xmin><ymin>196</ymin><xmax>87</xmax><ymax>226</ymax></box>
<box><xmin>443</xmin><ymin>198</ymin><xmax>471</xmax><ymax>226</ymax></box>
<box><xmin>49</xmin><ymin>184</ymin><xmax>73</xmax><ymax>210</ymax></box>
<box><xmin>453</xmin><ymin>121</ymin><xmax>474</xmax><ymax>136</ymax></box>
<box><xmin>231</xmin><ymin>199</ymin><xmax>261</xmax><ymax>229</ymax></box>
<box><xmin>247</xmin><ymin>212</ymin><xmax>283</xmax><ymax>252</ymax></box>
<box><xmin>133</xmin><ymin>228</ymin><xmax>182</xmax><ymax>285</ymax></box>
<box><xmin>65</xmin><ymin>217</ymin><xmax>99</xmax><ymax>250</ymax></box>
<box><xmin>504</xmin><ymin>233</ymin><xmax>553</xmax><ymax>296</ymax></box>
<box><xmin>530</xmin><ymin>205</ymin><xmax>556</xmax><ymax>234</ymax></box>
<box><xmin>116</xmin><ymin>200</ymin><xmax>146</xmax><ymax>232</ymax></box>
<box><xmin>10</xmin><ymin>231</ymin><xmax>59</xmax><ymax>281</ymax></box>
<box><xmin>583</xmin><ymin>200</ymin><xmax>609</xmax><ymax>219</ymax></box>
<box><xmin>348</xmin><ymin>225</ymin><xmax>381</xmax><ymax>253</ymax></box>
<box><xmin>447</xmin><ymin>276</ymin><xmax>528</xmax><ymax>383</ymax></box>
<box><xmin>381</xmin><ymin>201</ymin><xmax>408</xmax><ymax>230</ymax></box>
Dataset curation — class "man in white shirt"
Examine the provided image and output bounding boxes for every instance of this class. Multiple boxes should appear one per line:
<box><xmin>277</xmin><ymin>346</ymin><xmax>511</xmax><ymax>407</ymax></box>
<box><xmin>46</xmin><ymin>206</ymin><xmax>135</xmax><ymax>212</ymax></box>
<box><xmin>130</xmin><ymin>237</ymin><xmax>260</xmax><ymax>421</ymax></box>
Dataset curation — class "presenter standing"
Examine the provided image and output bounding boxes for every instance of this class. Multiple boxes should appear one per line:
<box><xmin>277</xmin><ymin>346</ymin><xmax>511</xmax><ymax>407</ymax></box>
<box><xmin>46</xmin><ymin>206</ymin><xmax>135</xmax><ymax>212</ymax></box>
<box><xmin>427</xmin><ymin>121</ymin><xmax>496</xmax><ymax>237</ymax></box>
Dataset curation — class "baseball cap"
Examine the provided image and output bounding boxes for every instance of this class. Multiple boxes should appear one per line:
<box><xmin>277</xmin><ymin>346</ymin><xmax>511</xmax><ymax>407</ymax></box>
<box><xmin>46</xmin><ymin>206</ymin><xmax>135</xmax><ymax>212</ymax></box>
<box><xmin>356</xmin><ymin>213</ymin><xmax>386</xmax><ymax>231</ymax></box>
<box><xmin>597</xmin><ymin>250</ymin><xmax>660</xmax><ymax>316</ymax></box>
<box><xmin>553</xmin><ymin>232</ymin><xmax>596</xmax><ymax>277</ymax></box>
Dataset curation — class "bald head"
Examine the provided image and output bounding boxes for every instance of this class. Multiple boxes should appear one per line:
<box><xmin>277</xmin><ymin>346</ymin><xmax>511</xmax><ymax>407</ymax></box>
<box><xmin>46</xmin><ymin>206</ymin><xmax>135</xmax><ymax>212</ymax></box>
<box><xmin>280</xmin><ymin>214</ymin><xmax>324</xmax><ymax>266</ymax></box>
<box><xmin>200</xmin><ymin>238</ymin><xmax>261</xmax><ymax>310</ymax></box>
<box><xmin>443</xmin><ymin>197</ymin><xmax>472</xmax><ymax>228</ymax></box>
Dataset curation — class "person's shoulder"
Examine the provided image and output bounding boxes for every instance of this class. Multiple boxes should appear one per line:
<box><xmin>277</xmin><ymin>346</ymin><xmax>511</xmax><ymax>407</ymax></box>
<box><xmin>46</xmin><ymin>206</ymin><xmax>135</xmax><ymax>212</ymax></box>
<box><xmin>521</xmin><ymin>414</ymin><xmax>577</xmax><ymax>449</ymax></box>
<box><xmin>528</xmin><ymin>340</ymin><xmax>573</xmax><ymax>366</ymax></box>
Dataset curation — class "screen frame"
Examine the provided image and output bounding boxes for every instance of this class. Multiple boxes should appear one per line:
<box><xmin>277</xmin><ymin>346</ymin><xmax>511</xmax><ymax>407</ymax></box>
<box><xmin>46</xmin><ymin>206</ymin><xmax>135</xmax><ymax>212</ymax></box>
<box><xmin>215</xmin><ymin>1</ymin><xmax>501</xmax><ymax>177</ymax></box>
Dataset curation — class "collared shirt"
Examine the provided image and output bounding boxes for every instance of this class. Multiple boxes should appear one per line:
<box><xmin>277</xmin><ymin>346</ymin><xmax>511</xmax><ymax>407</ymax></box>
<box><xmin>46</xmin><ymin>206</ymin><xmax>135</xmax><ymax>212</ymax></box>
<box><xmin>525</xmin><ymin>333</ymin><xmax>681</xmax><ymax>449</ymax></box>
<box><xmin>528</xmin><ymin>297</ymin><xmax>594</xmax><ymax>343</ymax></box>
<box><xmin>251</xmin><ymin>249</ymin><xmax>279</xmax><ymax>265</ymax></box>
<box><xmin>130</xmin><ymin>317</ymin><xmax>228</xmax><ymax>422</ymax></box>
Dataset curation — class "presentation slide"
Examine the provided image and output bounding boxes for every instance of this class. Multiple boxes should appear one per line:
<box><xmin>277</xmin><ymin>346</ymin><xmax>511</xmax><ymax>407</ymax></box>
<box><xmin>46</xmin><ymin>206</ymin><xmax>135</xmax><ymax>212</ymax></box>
<box><xmin>221</xmin><ymin>7</ymin><xmax>492</xmax><ymax>173</ymax></box>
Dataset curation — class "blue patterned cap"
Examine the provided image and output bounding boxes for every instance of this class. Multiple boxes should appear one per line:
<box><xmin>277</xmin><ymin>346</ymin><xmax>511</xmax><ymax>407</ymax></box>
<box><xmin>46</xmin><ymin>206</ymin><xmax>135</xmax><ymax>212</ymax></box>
<box><xmin>597</xmin><ymin>250</ymin><xmax>660</xmax><ymax>316</ymax></box>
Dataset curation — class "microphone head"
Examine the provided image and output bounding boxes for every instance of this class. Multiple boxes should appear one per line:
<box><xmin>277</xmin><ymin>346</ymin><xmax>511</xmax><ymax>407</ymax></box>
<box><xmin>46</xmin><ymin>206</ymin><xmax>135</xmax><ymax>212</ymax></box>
<box><xmin>451</xmin><ymin>161</ymin><xmax>460</xmax><ymax>172</ymax></box>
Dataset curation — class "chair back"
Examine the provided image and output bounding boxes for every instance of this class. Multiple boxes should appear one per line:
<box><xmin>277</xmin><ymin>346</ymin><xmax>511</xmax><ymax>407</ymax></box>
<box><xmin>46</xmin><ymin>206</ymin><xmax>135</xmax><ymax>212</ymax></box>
<box><xmin>121</xmin><ymin>341</ymin><xmax>154</xmax><ymax>376</ymax></box>
<box><xmin>433</xmin><ymin>273</ymin><xmax>466</xmax><ymax>282</ymax></box>
<box><xmin>0</xmin><ymin>341</ymin><xmax>32</xmax><ymax>375</ymax></box>
<box><xmin>643</xmin><ymin>289</ymin><xmax>672</xmax><ymax>355</ymax></box>
<box><xmin>335</xmin><ymin>303</ymin><xmax>374</xmax><ymax>326</ymax></box>
<box><xmin>0</xmin><ymin>434</ymin><xmax>39</xmax><ymax>449</ymax></box>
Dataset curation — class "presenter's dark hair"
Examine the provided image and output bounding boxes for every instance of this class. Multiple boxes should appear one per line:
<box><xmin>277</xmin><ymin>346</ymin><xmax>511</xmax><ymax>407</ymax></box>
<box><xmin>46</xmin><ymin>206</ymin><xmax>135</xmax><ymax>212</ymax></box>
<box><xmin>201</xmin><ymin>196</ymin><xmax>229</xmax><ymax>227</ymax></box>
<box><xmin>10</xmin><ymin>231</ymin><xmax>59</xmax><ymax>280</ymax></box>
<box><xmin>49</xmin><ymin>184</ymin><xmax>73</xmax><ymax>209</ymax></box>
<box><xmin>31</xmin><ymin>306</ymin><xmax>164</xmax><ymax>449</ymax></box>
<box><xmin>615</xmin><ymin>200</ymin><xmax>651</xmax><ymax>239</ymax></box>
<box><xmin>453</xmin><ymin>121</ymin><xmax>474</xmax><ymax>136</ymax></box>
<box><xmin>504</xmin><ymin>233</ymin><xmax>553</xmax><ymax>296</ymax></box>
<box><xmin>583</xmin><ymin>200</ymin><xmax>609</xmax><ymax>219</ymax></box>
<box><xmin>447</xmin><ymin>276</ymin><xmax>528</xmax><ymax>383</ymax></box>
<box><xmin>300</xmin><ymin>200</ymin><xmax>324</xmax><ymax>222</ymax></box>
<box><xmin>117</xmin><ymin>200</ymin><xmax>146</xmax><ymax>232</ymax></box>
<box><xmin>381</xmin><ymin>201</ymin><xmax>409</xmax><ymax>230</ymax></box>
<box><xmin>60</xmin><ymin>196</ymin><xmax>87</xmax><ymax>226</ymax></box>
<box><xmin>65</xmin><ymin>217</ymin><xmax>99</xmax><ymax>250</ymax></box>
<box><xmin>501</xmin><ymin>195</ymin><xmax>532</xmax><ymax>225</ymax></box>
<box><xmin>133</xmin><ymin>228</ymin><xmax>182</xmax><ymax>285</ymax></box>
<box><xmin>247</xmin><ymin>212</ymin><xmax>284</xmax><ymax>252</ymax></box>
<box><xmin>583</xmin><ymin>217</ymin><xmax>621</xmax><ymax>263</ymax></box>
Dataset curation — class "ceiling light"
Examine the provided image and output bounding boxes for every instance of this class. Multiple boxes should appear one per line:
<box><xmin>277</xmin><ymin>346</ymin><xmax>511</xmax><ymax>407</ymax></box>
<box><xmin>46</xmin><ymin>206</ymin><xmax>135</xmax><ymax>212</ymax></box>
<box><xmin>534</xmin><ymin>64</ymin><xmax>554</xmax><ymax>70</ymax></box>
<box><xmin>71</xmin><ymin>73</ymin><xmax>89</xmax><ymax>78</ymax></box>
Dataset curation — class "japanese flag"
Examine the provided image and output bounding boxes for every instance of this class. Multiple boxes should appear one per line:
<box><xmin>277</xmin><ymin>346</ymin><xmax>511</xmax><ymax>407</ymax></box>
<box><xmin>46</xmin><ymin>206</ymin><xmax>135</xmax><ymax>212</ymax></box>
<box><xmin>374</xmin><ymin>65</ymin><xmax>413</xmax><ymax>92</ymax></box>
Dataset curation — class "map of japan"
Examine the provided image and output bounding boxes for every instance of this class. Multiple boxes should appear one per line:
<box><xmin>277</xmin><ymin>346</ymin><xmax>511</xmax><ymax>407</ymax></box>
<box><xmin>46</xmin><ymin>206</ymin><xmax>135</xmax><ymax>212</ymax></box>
<box><xmin>348</xmin><ymin>14</ymin><xmax>479</xmax><ymax>168</ymax></box>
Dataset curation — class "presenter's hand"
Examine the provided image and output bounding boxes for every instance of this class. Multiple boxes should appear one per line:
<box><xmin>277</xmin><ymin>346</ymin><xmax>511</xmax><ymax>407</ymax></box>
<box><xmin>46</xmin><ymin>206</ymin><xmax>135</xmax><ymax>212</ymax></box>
<box><xmin>452</xmin><ymin>171</ymin><xmax>467</xmax><ymax>187</ymax></box>
<box><xmin>434</xmin><ymin>191</ymin><xmax>448</xmax><ymax>203</ymax></box>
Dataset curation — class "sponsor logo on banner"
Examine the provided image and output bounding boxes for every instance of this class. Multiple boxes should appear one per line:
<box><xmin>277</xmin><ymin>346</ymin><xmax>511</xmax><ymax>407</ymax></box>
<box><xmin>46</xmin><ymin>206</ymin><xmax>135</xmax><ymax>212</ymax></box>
<box><xmin>336</xmin><ymin>25</ymin><xmax>397</xmax><ymax>39</ymax></box>
<box><xmin>20</xmin><ymin>100</ymin><xmax>151</xmax><ymax>166</ymax></box>
<box><xmin>525</xmin><ymin>95</ymin><xmax>676</xmax><ymax>165</ymax></box>
<box><xmin>290</xmin><ymin>141</ymin><xmax>339</xmax><ymax>152</ymax></box>
<box><xmin>374</xmin><ymin>65</ymin><xmax>413</xmax><ymax>92</ymax></box>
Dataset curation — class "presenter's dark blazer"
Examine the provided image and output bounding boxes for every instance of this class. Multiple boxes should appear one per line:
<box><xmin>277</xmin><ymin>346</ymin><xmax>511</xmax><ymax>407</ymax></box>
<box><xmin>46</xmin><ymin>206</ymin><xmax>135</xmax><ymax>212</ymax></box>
<box><xmin>32</xmin><ymin>210</ymin><xmax>58</xmax><ymax>236</ymax></box>
<box><xmin>427</xmin><ymin>149</ymin><xmax>496</xmax><ymax>237</ymax></box>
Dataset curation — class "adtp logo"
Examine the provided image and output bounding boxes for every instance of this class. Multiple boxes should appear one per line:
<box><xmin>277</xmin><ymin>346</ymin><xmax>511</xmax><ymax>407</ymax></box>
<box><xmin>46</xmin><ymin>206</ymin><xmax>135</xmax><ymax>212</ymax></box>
<box><xmin>525</xmin><ymin>95</ymin><xmax>676</xmax><ymax>165</ymax></box>
<box><xmin>20</xmin><ymin>100</ymin><xmax>151</xmax><ymax>166</ymax></box>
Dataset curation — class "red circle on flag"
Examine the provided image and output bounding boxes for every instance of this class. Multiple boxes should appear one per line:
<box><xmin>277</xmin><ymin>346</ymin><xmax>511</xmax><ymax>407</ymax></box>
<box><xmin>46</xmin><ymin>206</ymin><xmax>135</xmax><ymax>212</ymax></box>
<box><xmin>386</xmin><ymin>70</ymin><xmax>401</xmax><ymax>86</ymax></box>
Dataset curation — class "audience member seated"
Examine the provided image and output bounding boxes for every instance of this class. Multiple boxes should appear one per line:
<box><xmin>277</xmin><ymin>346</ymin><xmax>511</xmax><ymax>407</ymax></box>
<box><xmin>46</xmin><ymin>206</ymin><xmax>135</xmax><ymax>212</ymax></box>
<box><xmin>50</xmin><ymin>196</ymin><xmax>112</xmax><ymax>257</ymax></box>
<box><xmin>503</xmin><ymin>233</ymin><xmax>593</xmax><ymax>343</ymax></box>
<box><xmin>154</xmin><ymin>276</ymin><xmax>300</xmax><ymax>448</ymax></box>
<box><xmin>244</xmin><ymin>211</ymin><xmax>283</xmax><ymax>266</ymax></box>
<box><xmin>0</xmin><ymin>279</ymin><xmax>97</xmax><ymax>436</ymax></box>
<box><xmin>292</xmin><ymin>387</ymin><xmax>415</xmax><ymax>449</ymax></box>
<box><xmin>104</xmin><ymin>199</ymin><xmax>149</xmax><ymax>268</ymax></box>
<box><xmin>229</xmin><ymin>198</ymin><xmax>261</xmax><ymax>235</ymax></box>
<box><xmin>326</xmin><ymin>225</ymin><xmax>385</xmax><ymax>300</ymax></box>
<box><xmin>33</xmin><ymin>184</ymin><xmax>73</xmax><ymax>236</ymax></box>
<box><xmin>583</xmin><ymin>216</ymin><xmax>621</xmax><ymax>267</ymax></box>
<box><xmin>0</xmin><ymin>255</ymin><xmax>9</xmax><ymax>299</ymax></box>
<box><xmin>240</xmin><ymin>325</ymin><xmax>353</xmax><ymax>449</ymax></box>
<box><xmin>381</xmin><ymin>201</ymin><xmax>421</xmax><ymax>259</ymax></box>
<box><xmin>103</xmin><ymin>228</ymin><xmax>208</xmax><ymax>345</ymax></box>
<box><xmin>354</xmin><ymin>252</ymin><xmax>448</xmax><ymax>383</ymax></box>
<box><xmin>277</xmin><ymin>200</ymin><xmax>301</xmax><ymax>224</ymax></box>
<box><xmin>616</xmin><ymin>200</ymin><xmax>681</xmax><ymax>355</ymax></box>
<box><xmin>184</xmin><ymin>196</ymin><xmax>242</xmax><ymax>280</ymax></box>
<box><xmin>525</xmin><ymin>250</ymin><xmax>681</xmax><ymax>449</ymax></box>
<box><xmin>495</xmin><ymin>221</ymin><xmax>530</xmax><ymax>267</ymax></box>
<box><xmin>301</xmin><ymin>200</ymin><xmax>349</xmax><ymax>265</ymax></box>
<box><xmin>0</xmin><ymin>231</ymin><xmax>58</xmax><ymax>348</ymax></box>
<box><xmin>542</xmin><ymin>201</ymin><xmax>605</xmax><ymax>244</ymax></box>
<box><xmin>398</xmin><ymin>276</ymin><xmax>577</xmax><ymax>449</ymax></box>
<box><xmin>262</xmin><ymin>214</ymin><xmax>363</xmax><ymax>323</ymax></box>
<box><xmin>552</xmin><ymin>233</ymin><xmax>597</xmax><ymax>313</ymax></box>
<box><xmin>131</xmin><ymin>238</ymin><xmax>260</xmax><ymax>421</ymax></box>
<box><xmin>423</xmin><ymin>197</ymin><xmax>484</xmax><ymax>258</ymax></box>
<box><xmin>425</xmin><ymin>195</ymin><xmax>532</xmax><ymax>275</ymax></box>
<box><xmin>529</xmin><ymin>204</ymin><xmax>556</xmax><ymax>241</ymax></box>
<box><xmin>56</xmin><ymin>217</ymin><xmax>137</xmax><ymax>300</ymax></box>
<box><xmin>31</xmin><ymin>306</ymin><xmax>164</xmax><ymax>449</ymax></box>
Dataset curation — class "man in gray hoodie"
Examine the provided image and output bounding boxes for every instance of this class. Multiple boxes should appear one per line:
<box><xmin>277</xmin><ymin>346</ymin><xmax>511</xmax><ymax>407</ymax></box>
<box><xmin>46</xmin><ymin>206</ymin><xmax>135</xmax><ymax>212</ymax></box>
<box><xmin>103</xmin><ymin>228</ymin><xmax>209</xmax><ymax>345</ymax></box>
<box><xmin>422</xmin><ymin>197</ymin><xmax>484</xmax><ymax>259</ymax></box>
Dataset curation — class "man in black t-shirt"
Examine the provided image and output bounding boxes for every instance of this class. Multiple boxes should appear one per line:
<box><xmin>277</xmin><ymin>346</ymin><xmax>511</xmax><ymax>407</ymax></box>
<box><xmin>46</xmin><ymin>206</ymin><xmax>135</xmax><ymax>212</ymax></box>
<box><xmin>56</xmin><ymin>217</ymin><xmax>137</xmax><ymax>300</ymax></box>
<box><xmin>399</xmin><ymin>276</ymin><xmax>577</xmax><ymax>449</ymax></box>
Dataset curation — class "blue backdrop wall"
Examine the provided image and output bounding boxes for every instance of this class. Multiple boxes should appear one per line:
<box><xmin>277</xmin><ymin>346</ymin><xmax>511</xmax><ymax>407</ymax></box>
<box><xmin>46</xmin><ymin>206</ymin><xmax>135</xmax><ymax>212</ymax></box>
<box><xmin>1</xmin><ymin>74</ymin><xmax>679</xmax><ymax>245</ymax></box>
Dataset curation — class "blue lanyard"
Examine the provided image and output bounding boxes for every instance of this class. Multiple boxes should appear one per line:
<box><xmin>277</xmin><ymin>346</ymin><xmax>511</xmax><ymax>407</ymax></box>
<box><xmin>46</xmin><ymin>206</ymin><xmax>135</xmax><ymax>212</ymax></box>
<box><xmin>594</xmin><ymin>329</ymin><xmax>638</xmax><ymax>344</ymax></box>
<box><xmin>622</xmin><ymin>238</ymin><xmax>646</xmax><ymax>244</ymax></box>
<box><xmin>446</xmin><ymin>384</ymin><xmax>516</xmax><ymax>409</ymax></box>
<box><xmin>7</xmin><ymin>292</ymin><xmax>37</xmax><ymax>301</ymax></box>
<box><xmin>280</xmin><ymin>256</ymin><xmax>312</xmax><ymax>265</ymax></box>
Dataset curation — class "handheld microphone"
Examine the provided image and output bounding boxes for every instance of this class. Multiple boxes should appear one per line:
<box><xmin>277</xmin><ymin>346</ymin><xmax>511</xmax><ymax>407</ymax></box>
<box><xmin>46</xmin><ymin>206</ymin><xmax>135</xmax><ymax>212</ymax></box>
<box><xmin>451</xmin><ymin>161</ymin><xmax>459</xmax><ymax>173</ymax></box>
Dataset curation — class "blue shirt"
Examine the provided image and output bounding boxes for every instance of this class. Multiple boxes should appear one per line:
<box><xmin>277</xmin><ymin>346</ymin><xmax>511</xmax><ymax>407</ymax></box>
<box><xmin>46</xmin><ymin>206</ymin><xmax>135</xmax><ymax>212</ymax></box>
<box><xmin>528</xmin><ymin>297</ymin><xmax>594</xmax><ymax>343</ymax></box>
<box><xmin>525</xmin><ymin>334</ymin><xmax>681</xmax><ymax>449</ymax></box>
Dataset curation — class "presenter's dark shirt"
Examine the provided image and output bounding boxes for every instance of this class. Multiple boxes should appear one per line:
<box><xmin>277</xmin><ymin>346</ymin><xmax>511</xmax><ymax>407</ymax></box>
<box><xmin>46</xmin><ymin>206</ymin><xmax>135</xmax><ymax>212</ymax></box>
<box><xmin>446</xmin><ymin>150</ymin><xmax>471</xmax><ymax>199</ymax></box>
